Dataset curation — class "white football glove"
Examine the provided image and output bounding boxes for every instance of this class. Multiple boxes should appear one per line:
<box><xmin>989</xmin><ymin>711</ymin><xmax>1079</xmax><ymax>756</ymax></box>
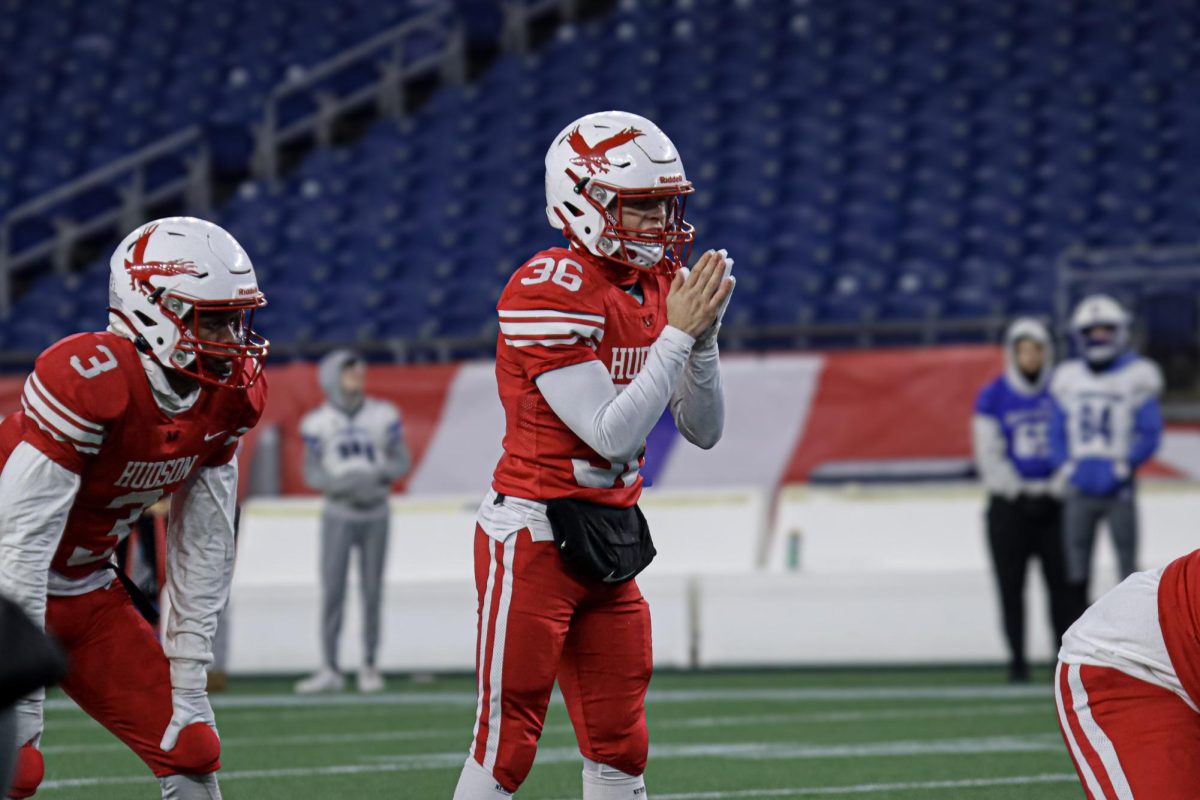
<box><xmin>160</xmin><ymin>686</ymin><xmax>218</xmax><ymax>752</ymax></box>
<box><xmin>693</xmin><ymin>249</ymin><xmax>735</xmax><ymax>349</ymax></box>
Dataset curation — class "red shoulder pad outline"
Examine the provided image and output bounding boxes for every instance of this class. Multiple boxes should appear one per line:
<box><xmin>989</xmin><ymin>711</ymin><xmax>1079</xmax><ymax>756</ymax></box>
<box><xmin>498</xmin><ymin>248</ymin><xmax>608</xmax><ymax>351</ymax></box>
<box><xmin>22</xmin><ymin>333</ymin><xmax>131</xmax><ymax>460</ymax></box>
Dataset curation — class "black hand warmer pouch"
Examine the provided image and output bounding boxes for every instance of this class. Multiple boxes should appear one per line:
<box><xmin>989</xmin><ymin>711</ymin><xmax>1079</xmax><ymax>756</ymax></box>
<box><xmin>545</xmin><ymin>497</ymin><xmax>656</xmax><ymax>584</ymax></box>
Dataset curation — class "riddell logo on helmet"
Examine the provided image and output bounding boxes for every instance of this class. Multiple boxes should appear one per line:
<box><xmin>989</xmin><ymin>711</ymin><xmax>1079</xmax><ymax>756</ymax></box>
<box><xmin>237</xmin><ymin>287</ymin><xmax>259</xmax><ymax>297</ymax></box>
<box><xmin>123</xmin><ymin>223</ymin><xmax>203</xmax><ymax>296</ymax></box>
<box><xmin>657</xmin><ymin>174</ymin><xmax>684</xmax><ymax>184</ymax></box>
<box><xmin>567</xmin><ymin>126</ymin><xmax>644</xmax><ymax>175</ymax></box>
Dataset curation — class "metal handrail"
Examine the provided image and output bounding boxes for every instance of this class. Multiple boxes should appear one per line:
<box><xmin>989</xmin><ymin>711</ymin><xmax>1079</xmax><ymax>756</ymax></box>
<box><xmin>0</xmin><ymin>126</ymin><xmax>209</xmax><ymax>317</ymax></box>
<box><xmin>1054</xmin><ymin>242</ymin><xmax>1200</xmax><ymax>327</ymax></box>
<box><xmin>252</xmin><ymin>7</ymin><xmax>465</xmax><ymax>181</ymax></box>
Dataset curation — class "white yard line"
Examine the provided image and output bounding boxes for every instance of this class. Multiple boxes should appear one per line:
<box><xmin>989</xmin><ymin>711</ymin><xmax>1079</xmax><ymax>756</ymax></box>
<box><xmin>37</xmin><ymin>703</ymin><xmax>1053</xmax><ymax>755</ymax></box>
<box><xmin>37</xmin><ymin>736</ymin><xmax>1067</xmax><ymax>791</ymax></box>
<box><xmin>564</xmin><ymin>774</ymin><xmax>1081</xmax><ymax>799</ymax></box>
<box><xmin>43</xmin><ymin>683</ymin><xmax>1051</xmax><ymax>713</ymax></box>
<box><xmin>39</xmin><ymin>727</ymin><xmax>459</xmax><ymax>755</ymax></box>
<box><xmin>665</xmin><ymin>702</ymin><xmax>1052</xmax><ymax>728</ymax></box>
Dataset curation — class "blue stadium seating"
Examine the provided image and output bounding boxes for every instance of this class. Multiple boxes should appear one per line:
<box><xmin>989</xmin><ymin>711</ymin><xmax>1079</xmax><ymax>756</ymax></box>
<box><xmin>0</xmin><ymin>0</ymin><xmax>445</xmax><ymax>212</ymax></box>
<box><xmin>5</xmin><ymin>0</ymin><xmax>1200</xmax><ymax>354</ymax></box>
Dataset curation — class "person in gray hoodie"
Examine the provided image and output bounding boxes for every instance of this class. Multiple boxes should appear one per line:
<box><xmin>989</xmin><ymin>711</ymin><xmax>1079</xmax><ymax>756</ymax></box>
<box><xmin>972</xmin><ymin>318</ymin><xmax>1075</xmax><ymax>682</ymax></box>
<box><xmin>294</xmin><ymin>350</ymin><xmax>410</xmax><ymax>693</ymax></box>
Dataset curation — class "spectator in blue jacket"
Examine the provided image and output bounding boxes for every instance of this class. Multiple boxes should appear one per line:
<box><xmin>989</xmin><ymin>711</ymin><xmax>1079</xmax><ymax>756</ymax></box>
<box><xmin>974</xmin><ymin>317</ymin><xmax>1073</xmax><ymax>682</ymax></box>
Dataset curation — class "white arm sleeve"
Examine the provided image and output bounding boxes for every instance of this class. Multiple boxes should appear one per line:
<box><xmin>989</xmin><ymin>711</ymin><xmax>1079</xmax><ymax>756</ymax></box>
<box><xmin>0</xmin><ymin>442</ymin><xmax>80</xmax><ymax>628</ymax></box>
<box><xmin>971</xmin><ymin>414</ymin><xmax>1021</xmax><ymax>498</ymax></box>
<box><xmin>535</xmin><ymin>326</ymin><xmax>695</xmax><ymax>463</ymax></box>
<box><xmin>669</xmin><ymin>339</ymin><xmax>725</xmax><ymax>450</ymax></box>
<box><xmin>164</xmin><ymin>461</ymin><xmax>238</xmax><ymax>690</ymax></box>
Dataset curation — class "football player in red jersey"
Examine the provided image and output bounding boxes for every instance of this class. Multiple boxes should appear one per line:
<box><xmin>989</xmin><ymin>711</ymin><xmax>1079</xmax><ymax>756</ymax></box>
<box><xmin>1056</xmin><ymin>548</ymin><xmax>1200</xmax><ymax>799</ymax></box>
<box><xmin>451</xmin><ymin>111</ymin><xmax>734</xmax><ymax>799</ymax></box>
<box><xmin>0</xmin><ymin>217</ymin><xmax>268</xmax><ymax>800</ymax></box>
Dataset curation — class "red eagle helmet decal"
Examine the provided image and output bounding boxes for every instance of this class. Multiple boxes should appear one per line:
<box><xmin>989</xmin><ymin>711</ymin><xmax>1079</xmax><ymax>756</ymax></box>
<box><xmin>567</xmin><ymin>126</ymin><xmax>644</xmax><ymax>175</ymax></box>
<box><xmin>123</xmin><ymin>223</ymin><xmax>203</xmax><ymax>296</ymax></box>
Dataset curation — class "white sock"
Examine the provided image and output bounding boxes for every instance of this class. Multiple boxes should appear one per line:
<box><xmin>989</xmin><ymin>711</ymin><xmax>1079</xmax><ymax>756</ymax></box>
<box><xmin>452</xmin><ymin>757</ymin><xmax>514</xmax><ymax>799</ymax></box>
<box><xmin>159</xmin><ymin>773</ymin><xmax>222</xmax><ymax>800</ymax></box>
<box><xmin>582</xmin><ymin>757</ymin><xmax>647</xmax><ymax>799</ymax></box>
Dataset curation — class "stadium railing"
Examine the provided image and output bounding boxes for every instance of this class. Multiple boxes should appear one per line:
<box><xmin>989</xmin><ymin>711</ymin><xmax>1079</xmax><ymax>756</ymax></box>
<box><xmin>499</xmin><ymin>0</ymin><xmax>580</xmax><ymax>52</ymax></box>
<box><xmin>251</xmin><ymin>7</ymin><xmax>466</xmax><ymax>182</ymax></box>
<box><xmin>0</xmin><ymin>127</ymin><xmax>210</xmax><ymax>317</ymax></box>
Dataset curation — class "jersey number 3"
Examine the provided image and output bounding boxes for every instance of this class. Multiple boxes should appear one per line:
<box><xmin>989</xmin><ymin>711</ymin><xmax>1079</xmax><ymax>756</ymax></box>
<box><xmin>66</xmin><ymin>490</ymin><xmax>164</xmax><ymax>567</ymax></box>
<box><xmin>70</xmin><ymin>345</ymin><xmax>118</xmax><ymax>379</ymax></box>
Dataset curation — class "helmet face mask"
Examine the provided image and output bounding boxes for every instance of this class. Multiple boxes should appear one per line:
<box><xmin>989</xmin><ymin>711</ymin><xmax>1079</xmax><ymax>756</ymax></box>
<box><xmin>582</xmin><ymin>180</ymin><xmax>695</xmax><ymax>272</ymax></box>
<box><xmin>108</xmin><ymin>217</ymin><xmax>269</xmax><ymax>390</ymax></box>
<box><xmin>166</xmin><ymin>298</ymin><xmax>268</xmax><ymax>388</ymax></box>
<box><xmin>546</xmin><ymin>111</ymin><xmax>695</xmax><ymax>274</ymax></box>
<box><xmin>1070</xmin><ymin>294</ymin><xmax>1129</xmax><ymax>366</ymax></box>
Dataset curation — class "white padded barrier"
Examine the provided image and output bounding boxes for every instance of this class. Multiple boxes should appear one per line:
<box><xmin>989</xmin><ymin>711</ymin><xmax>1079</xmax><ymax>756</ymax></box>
<box><xmin>223</xmin><ymin>482</ymin><xmax>1200</xmax><ymax>672</ymax></box>
<box><xmin>226</xmin><ymin>488</ymin><xmax>765</xmax><ymax>673</ymax></box>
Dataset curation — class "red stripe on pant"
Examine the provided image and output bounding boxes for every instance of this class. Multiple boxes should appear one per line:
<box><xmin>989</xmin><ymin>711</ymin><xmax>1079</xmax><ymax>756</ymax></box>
<box><xmin>1057</xmin><ymin>662</ymin><xmax>1118</xmax><ymax>800</ymax></box>
<box><xmin>466</xmin><ymin>525</ymin><xmax>652</xmax><ymax>793</ymax></box>
<box><xmin>1057</xmin><ymin>659</ymin><xmax>1200</xmax><ymax>800</ymax></box>
<box><xmin>472</xmin><ymin>534</ymin><xmax>506</xmax><ymax>765</ymax></box>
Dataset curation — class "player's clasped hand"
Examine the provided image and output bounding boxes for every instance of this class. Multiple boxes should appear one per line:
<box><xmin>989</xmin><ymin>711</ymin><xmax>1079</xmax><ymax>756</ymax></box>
<box><xmin>666</xmin><ymin>250</ymin><xmax>735</xmax><ymax>338</ymax></box>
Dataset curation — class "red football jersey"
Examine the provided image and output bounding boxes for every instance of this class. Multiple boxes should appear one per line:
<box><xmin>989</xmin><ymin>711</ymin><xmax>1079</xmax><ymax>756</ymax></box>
<box><xmin>0</xmin><ymin>331</ymin><xmax>266</xmax><ymax>586</ymax></box>
<box><xmin>491</xmin><ymin>246</ymin><xmax>670</xmax><ymax>507</ymax></box>
<box><xmin>1158</xmin><ymin>549</ymin><xmax>1200</xmax><ymax>706</ymax></box>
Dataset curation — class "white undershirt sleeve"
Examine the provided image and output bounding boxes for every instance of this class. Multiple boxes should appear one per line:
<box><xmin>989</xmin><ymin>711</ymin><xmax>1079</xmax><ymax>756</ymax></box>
<box><xmin>669</xmin><ymin>338</ymin><xmax>725</xmax><ymax>449</ymax></box>
<box><xmin>164</xmin><ymin>461</ymin><xmax>238</xmax><ymax>690</ymax></box>
<box><xmin>535</xmin><ymin>326</ymin><xmax>695</xmax><ymax>464</ymax></box>
<box><xmin>0</xmin><ymin>442</ymin><xmax>81</xmax><ymax>628</ymax></box>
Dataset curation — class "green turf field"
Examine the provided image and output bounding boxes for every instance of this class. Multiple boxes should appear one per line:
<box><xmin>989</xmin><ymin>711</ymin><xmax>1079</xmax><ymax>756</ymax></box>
<box><xmin>37</xmin><ymin>667</ymin><xmax>1080</xmax><ymax>799</ymax></box>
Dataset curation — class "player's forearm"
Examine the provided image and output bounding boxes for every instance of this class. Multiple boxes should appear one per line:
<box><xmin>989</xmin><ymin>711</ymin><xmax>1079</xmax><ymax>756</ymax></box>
<box><xmin>0</xmin><ymin>443</ymin><xmax>80</xmax><ymax>627</ymax></box>
<box><xmin>669</xmin><ymin>339</ymin><xmax>724</xmax><ymax>449</ymax></box>
<box><xmin>165</xmin><ymin>462</ymin><xmax>238</xmax><ymax>689</ymax></box>
<box><xmin>537</xmin><ymin>326</ymin><xmax>694</xmax><ymax>463</ymax></box>
<box><xmin>383</xmin><ymin>440</ymin><xmax>411</xmax><ymax>481</ymax></box>
<box><xmin>302</xmin><ymin>448</ymin><xmax>330</xmax><ymax>491</ymax></box>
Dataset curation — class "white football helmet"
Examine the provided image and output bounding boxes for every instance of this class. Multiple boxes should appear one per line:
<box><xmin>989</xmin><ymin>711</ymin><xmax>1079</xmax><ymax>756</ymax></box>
<box><xmin>545</xmin><ymin>110</ymin><xmax>695</xmax><ymax>273</ymax></box>
<box><xmin>108</xmin><ymin>217</ymin><xmax>268</xmax><ymax>389</ymax></box>
<box><xmin>1070</xmin><ymin>294</ymin><xmax>1129</xmax><ymax>365</ymax></box>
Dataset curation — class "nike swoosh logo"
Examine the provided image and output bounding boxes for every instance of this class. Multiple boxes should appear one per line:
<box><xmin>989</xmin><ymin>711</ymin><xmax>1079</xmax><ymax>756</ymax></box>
<box><xmin>204</xmin><ymin>431</ymin><xmax>227</xmax><ymax>442</ymax></box>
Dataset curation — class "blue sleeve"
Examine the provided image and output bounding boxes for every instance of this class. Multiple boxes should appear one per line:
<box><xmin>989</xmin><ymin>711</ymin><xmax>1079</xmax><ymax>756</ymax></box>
<box><xmin>1048</xmin><ymin>398</ymin><xmax>1069</xmax><ymax>469</ymax></box>
<box><xmin>1129</xmin><ymin>397</ymin><xmax>1163</xmax><ymax>468</ymax></box>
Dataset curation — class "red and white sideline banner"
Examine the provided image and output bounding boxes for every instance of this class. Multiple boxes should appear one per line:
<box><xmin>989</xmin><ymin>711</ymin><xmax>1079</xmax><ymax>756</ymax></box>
<box><xmin>0</xmin><ymin>344</ymin><xmax>1195</xmax><ymax>495</ymax></box>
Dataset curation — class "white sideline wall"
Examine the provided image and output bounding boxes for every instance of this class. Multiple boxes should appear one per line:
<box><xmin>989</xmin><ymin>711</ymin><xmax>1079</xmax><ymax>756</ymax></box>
<box><xmin>226</xmin><ymin>488</ymin><xmax>764</xmax><ymax>673</ymax></box>
<box><xmin>225</xmin><ymin>483</ymin><xmax>1200</xmax><ymax>673</ymax></box>
<box><xmin>699</xmin><ymin>482</ymin><xmax>1200</xmax><ymax>667</ymax></box>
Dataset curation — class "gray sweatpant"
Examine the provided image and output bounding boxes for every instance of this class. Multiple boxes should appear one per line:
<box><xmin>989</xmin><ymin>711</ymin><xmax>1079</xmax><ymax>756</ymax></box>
<box><xmin>320</xmin><ymin>507</ymin><xmax>390</xmax><ymax>670</ymax></box>
<box><xmin>1063</xmin><ymin>490</ymin><xmax>1138</xmax><ymax>585</ymax></box>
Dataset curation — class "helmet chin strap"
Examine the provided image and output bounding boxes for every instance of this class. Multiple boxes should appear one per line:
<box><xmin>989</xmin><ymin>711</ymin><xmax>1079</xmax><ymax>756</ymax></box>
<box><xmin>107</xmin><ymin>313</ymin><xmax>201</xmax><ymax>415</ymax></box>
